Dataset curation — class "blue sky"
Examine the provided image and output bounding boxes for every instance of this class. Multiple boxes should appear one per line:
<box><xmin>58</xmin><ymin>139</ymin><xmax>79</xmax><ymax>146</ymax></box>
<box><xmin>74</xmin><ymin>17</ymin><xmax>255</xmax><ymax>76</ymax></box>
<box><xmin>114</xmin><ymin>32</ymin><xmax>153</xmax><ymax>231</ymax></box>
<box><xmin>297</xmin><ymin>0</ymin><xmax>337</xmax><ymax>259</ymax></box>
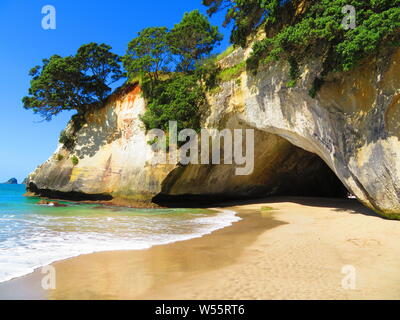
<box><xmin>0</xmin><ymin>0</ymin><xmax>231</xmax><ymax>183</ymax></box>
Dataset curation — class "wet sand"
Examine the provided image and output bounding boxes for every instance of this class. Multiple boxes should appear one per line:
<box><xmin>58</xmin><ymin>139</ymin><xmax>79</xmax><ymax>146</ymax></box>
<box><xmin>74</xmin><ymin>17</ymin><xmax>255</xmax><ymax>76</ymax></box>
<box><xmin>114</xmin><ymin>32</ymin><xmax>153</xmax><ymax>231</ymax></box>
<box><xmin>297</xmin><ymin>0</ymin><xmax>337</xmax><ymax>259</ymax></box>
<box><xmin>1</xmin><ymin>197</ymin><xmax>400</xmax><ymax>300</ymax></box>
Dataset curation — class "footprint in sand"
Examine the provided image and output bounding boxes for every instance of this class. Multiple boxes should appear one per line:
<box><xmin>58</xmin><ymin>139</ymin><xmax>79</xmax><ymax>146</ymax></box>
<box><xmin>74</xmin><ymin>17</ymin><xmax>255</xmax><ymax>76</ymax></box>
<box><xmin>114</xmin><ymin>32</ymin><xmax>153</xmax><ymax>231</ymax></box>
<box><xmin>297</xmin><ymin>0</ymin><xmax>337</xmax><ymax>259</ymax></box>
<box><xmin>347</xmin><ymin>238</ymin><xmax>381</xmax><ymax>247</ymax></box>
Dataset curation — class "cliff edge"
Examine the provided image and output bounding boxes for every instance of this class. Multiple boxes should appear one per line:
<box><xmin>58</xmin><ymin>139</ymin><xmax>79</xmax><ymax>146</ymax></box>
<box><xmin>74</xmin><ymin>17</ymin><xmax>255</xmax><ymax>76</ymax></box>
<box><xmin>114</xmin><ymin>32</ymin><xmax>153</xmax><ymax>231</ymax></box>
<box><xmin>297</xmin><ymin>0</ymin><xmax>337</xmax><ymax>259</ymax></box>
<box><xmin>26</xmin><ymin>47</ymin><xmax>400</xmax><ymax>219</ymax></box>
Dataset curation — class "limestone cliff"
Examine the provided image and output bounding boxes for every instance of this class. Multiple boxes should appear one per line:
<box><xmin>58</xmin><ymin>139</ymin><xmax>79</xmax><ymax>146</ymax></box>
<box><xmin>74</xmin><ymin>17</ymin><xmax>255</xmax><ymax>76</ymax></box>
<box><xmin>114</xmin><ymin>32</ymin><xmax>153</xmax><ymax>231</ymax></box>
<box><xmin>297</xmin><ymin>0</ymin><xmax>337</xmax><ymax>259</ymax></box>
<box><xmin>26</xmin><ymin>47</ymin><xmax>400</xmax><ymax>219</ymax></box>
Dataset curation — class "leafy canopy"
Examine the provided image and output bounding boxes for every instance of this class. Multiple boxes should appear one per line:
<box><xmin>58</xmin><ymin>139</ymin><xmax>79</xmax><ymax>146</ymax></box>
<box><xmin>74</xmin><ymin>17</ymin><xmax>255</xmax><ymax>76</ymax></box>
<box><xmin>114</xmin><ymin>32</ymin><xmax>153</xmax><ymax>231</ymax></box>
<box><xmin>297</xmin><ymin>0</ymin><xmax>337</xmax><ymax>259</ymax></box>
<box><xmin>123</xmin><ymin>27</ymin><xmax>170</xmax><ymax>89</ymax></box>
<box><xmin>23</xmin><ymin>43</ymin><xmax>124</xmax><ymax>121</ymax></box>
<box><xmin>168</xmin><ymin>10</ymin><xmax>223</xmax><ymax>72</ymax></box>
<box><xmin>140</xmin><ymin>74</ymin><xmax>205</xmax><ymax>133</ymax></box>
<box><xmin>203</xmin><ymin>0</ymin><xmax>287</xmax><ymax>47</ymax></box>
<box><xmin>124</xmin><ymin>10</ymin><xmax>223</xmax><ymax>132</ymax></box>
<box><xmin>23</xmin><ymin>55</ymin><xmax>93</xmax><ymax>121</ymax></box>
<box><xmin>76</xmin><ymin>42</ymin><xmax>125</xmax><ymax>101</ymax></box>
<box><xmin>204</xmin><ymin>0</ymin><xmax>400</xmax><ymax>94</ymax></box>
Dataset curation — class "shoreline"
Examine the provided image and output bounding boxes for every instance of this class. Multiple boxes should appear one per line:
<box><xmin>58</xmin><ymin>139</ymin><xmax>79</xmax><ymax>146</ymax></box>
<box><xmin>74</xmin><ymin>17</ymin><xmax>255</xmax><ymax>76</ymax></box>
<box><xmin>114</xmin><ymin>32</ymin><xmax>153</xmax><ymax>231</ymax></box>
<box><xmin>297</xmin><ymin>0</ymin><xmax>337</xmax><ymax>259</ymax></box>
<box><xmin>0</xmin><ymin>204</ymin><xmax>277</xmax><ymax>300</ymax></box>
<box><xmin>1</xmin><ymin>197</ymin><xmax>400</xmax><ymax>299</ymax></box>
<box><xmin>0</xmin><ymin>207</ymin><xmax>238</xmax><ymax>286</ymax></box>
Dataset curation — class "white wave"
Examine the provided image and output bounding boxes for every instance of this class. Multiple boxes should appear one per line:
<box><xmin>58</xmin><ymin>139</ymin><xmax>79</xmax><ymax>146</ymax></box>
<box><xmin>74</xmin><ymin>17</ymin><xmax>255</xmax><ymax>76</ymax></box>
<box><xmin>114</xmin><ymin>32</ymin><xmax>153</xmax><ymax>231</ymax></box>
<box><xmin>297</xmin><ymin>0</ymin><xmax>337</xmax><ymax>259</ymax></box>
<box><xmin>0</xmin><ymin>209</ymin><xmax>240</xmax><ymax>283</ymax></box>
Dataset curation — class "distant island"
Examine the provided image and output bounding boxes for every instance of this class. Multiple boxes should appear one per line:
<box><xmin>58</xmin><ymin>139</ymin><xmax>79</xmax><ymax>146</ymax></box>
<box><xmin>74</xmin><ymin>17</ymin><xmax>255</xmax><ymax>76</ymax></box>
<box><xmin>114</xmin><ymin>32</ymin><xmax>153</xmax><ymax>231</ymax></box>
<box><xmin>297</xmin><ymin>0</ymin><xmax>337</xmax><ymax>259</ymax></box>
<box><xmin>2</xmin><ymin>178</ymin><xmax>18</xmax><ymax>184</ymax></box>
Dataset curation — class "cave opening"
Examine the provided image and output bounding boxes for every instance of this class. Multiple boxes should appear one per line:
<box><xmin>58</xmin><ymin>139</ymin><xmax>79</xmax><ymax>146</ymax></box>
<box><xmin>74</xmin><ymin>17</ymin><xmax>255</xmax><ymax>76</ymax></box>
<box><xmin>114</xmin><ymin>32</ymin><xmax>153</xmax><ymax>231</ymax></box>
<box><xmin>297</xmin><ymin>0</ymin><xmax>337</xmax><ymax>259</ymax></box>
<box><xmin>153</xmin><ymin>130</ymin><xmax>349</xmax><ymax>208</ymax></box>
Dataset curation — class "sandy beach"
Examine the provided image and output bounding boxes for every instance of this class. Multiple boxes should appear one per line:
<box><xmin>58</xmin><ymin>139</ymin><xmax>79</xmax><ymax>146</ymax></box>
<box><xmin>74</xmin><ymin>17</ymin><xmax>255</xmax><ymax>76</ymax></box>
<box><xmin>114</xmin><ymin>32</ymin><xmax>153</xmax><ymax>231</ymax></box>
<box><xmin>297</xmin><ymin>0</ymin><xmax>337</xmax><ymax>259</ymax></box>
<box><xmin>1</xmin><ymin>197</ymin><xmax>400</xmax><ymax>300</ymax></box>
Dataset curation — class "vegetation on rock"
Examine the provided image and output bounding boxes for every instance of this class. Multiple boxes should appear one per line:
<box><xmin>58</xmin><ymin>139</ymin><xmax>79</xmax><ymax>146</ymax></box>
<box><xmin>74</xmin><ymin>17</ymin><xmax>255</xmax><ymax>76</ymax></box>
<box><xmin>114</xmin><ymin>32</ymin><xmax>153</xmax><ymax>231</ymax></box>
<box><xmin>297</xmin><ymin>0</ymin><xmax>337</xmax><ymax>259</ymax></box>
<box><xmin>140</xmin><ymin>74</ymin><xmax>205</xmax><ymax>132</ymax></box>
<box><xmin>123</xmin><ymin>27</ymin><xmax>171</xmax><ymax>94</ymax></box>
<box><xmin>59</xmin><ymin>129</ymin><xmax>76</xmax><ymax>150</ymax></box>
<box><xmin>71</xmin><ymin>156</ymin><xmax>79</xmax><ymax>166</ymax></box>
<box><xmin>204</xmin><ymin>0</ymin><xmax>400</xmax><ymax>95</ymax></box>
<box><xmin>168</xmin><ymin>10</ymin><xmax>223</xmax><ymax>73</ymax></box>
<box><xmin>23</xmin><ymin>1</ymin><xmax>400</xmax><ymax>131</ymax></box>
<box><xmin>261</xmin><ymin>206</ymin><xmax>277</xmax><ymax>211</ymax></box>
<box><xmin>218</xmin><ymin>61</ymin><xmax>246</xmax><ymax>82</ymax></box>
<box><xmin>124</xmin><ymin>10</ymin><xmax>223</xmax><ymax>132</ymax></box>
<box><xmin>23</xmin><ymin>43</ymin><xmax>124</xmax><ymax>121</ymax></box>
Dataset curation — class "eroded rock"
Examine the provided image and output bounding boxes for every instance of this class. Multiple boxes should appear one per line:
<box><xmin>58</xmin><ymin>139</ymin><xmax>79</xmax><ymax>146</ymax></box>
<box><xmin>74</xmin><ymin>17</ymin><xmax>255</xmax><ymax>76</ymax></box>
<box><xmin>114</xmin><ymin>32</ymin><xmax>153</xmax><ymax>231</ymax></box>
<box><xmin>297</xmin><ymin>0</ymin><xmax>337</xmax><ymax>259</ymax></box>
<box><xmin>26</xmin><ymin>49</ymin><xmax>400</xmax><ymax>218</ymax></box>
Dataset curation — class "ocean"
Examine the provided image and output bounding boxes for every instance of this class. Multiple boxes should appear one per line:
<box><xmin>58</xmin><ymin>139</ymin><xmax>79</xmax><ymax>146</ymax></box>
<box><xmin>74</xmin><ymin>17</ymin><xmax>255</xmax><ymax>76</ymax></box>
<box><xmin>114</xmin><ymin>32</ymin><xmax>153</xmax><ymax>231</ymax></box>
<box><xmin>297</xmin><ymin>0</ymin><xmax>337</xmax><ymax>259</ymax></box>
<box><xmin>0</xmin><ymin>184</ymin><xmax>239</xmax><ymax>283</ymax></box>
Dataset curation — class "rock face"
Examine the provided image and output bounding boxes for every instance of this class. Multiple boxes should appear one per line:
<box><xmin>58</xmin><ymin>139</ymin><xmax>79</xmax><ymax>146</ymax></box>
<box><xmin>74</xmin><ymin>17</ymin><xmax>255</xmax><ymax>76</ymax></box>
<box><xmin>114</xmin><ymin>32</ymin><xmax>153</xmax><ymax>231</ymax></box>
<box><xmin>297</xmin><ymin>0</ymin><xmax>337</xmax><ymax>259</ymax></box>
<box><xmin>26</xmin><ymin>48</ymin><xmax>400</xmax><ymax>218</ymax></box>
<box><xmin>3</xmin><ymin>178</ymin><xmax>17</xmax><ymax>184</ymax></box>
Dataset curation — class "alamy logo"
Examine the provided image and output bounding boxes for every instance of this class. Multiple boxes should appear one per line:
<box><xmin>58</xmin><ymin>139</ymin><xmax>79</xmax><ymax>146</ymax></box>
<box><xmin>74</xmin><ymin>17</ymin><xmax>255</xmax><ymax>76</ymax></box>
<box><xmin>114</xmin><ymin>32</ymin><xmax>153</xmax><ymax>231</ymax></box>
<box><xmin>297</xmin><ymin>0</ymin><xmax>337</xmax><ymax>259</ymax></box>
<box><xmin>342</xmin><ymin>5</ymin><xmax>356</xmax><ymax>30</ymax></box>
<box><xmin>41</xmin><ymin>265</ymin><xmax>56</xmax><ymax>290</ymax></box>
<box><xmin>146</xmin><ymin>121</ymin><xmax>254</xmax><ymax>176</ymax></box>
<box><xmin>341</xmin><ymin>265</ymin><xmax>356</xmax><ymax>290</ymax></box>
<box><xmin>42</xmin><ymin>5</ymin><xmax>56</xmax><ymax>30</ymax></box>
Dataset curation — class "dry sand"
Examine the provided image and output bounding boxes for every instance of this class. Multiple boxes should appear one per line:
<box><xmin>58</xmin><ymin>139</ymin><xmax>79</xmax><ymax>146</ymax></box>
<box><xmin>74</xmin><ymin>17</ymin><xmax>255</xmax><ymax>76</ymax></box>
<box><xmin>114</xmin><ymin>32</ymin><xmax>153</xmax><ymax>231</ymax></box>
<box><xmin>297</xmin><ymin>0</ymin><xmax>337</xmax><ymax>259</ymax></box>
<box><xmin>1</xmin><ymin>197</ymin><xmax>400</xmax><ymax>300</ymax></box>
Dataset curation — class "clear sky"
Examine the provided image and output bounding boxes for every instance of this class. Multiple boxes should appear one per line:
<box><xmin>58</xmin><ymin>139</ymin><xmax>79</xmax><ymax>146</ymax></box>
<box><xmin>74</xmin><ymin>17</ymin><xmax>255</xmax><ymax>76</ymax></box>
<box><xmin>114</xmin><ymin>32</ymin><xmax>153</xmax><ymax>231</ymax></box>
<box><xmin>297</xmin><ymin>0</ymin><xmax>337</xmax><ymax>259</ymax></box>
<box><xmin>0</xmin><ymin>0</ymin><xmax>231</xmax><ymax>183</ymax></box>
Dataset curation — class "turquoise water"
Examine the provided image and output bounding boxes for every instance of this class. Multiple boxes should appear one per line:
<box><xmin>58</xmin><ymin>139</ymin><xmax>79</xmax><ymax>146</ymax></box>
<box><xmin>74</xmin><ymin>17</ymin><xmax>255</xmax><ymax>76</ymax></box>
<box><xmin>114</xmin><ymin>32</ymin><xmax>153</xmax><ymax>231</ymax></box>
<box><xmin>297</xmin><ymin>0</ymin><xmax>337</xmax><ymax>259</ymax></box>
<box><xmin>0</xmin><ymin>184</ymin><xmax>239</xmax><ymax>282</ymax></box>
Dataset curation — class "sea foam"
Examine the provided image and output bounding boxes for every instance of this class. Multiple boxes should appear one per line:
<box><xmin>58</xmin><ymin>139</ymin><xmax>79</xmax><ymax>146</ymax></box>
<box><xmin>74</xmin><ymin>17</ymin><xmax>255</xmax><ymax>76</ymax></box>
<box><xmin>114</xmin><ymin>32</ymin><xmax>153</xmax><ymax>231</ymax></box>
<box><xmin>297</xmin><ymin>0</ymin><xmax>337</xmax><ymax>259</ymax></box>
<box><xmin>0</xmin><ymin>205</ymin><xmax>240</xmax><ymax>283</ymax></box>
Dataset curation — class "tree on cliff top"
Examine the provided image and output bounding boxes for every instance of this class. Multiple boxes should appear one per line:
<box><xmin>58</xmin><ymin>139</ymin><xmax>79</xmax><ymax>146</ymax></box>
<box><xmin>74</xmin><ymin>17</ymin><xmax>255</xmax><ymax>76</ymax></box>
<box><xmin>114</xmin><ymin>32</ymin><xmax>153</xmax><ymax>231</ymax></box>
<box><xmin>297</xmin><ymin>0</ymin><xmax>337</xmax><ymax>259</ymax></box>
<box><xmin>123</xmin><ymin>10</ymin><xmax>223</xmax><ymax>80</ymax></box>
<box><xmin>23</xmin><ymin>55</ymin><xmax>92</xmax><ymax>121</ymax></box>
<box><xmin>168</xmin><ymin>10</ymin><xmax>223</xmax><ymax>73</ymax></box>
<box><xmin>124</xmin><ymin>10</ymin><xmax>223</xmax><ymax>133</ymax></box>
<box><xmin>203</xmin><ymin>0</ymin><xmax>284</xmax><ymax>47</ymax></box>
<box><xmin>123</xmin><ymin>27</ymin><xmax>171</xmax><ymax>94</ymax></box>
<box><xmin>23</xmin><ymin>43</ymin><xmax>124</xmax><ymax>121</ymax></box>
<box><xmin>76</xmin><ymin>42</ymin><xmax>125</xmax><ymax>102</ymax></box>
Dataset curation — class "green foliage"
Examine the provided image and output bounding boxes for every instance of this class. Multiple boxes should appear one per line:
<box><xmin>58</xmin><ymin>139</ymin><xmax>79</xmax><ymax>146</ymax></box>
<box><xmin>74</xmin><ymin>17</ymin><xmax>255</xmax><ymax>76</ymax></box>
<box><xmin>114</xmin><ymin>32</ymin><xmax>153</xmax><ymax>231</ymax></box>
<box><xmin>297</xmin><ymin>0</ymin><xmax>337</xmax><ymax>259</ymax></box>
<box><xmin>56</xmin><ymin>154</ymin><xmax>64</xmax><ymax>161</ymax></box>
<box><xmin>140</xmin><ymin>74</ymin><xmax>205</xmax><ymax>132</ymax></box>
<box><xmin>206</xmin><ymin>0</ymin><xmax>400</xmax><ymax>96</ymax></box>
<box><xmin>169</xmin><ymin>10</ymin><xmax>223</xmax><ymax>72</ymax></box>
<box><xmin>249</xmin><ymin>1</ymin><xmax>399</xmax><ymax>70</ymax></box>
<box><xmin>195</xmin><ymin>55</ymin><xmax>221</xmax><ymax>89</ymax></box>
<box><xmin>59</xmin><ymin>129</ymin><xmax>76</xmax><ymax>150</ymax></box>
<box><xmin>123</xmin><ymin>27</ymin><xmax>170</xmax><ymax>93</ymax></box>
<box><xmin>218</xmin><ymin>61</ymin><xmax>246</xmax><ymax>82</ymax></box>
<box><xmin>23</xmin><ymin>43</ymin><xmax>124</xmax><ymax>121</ymax></box>
<box><xmin>286</xmin><ymin>79</ymin><xmax>297</xmax><ymax>88</ymax></box>
<box><xmin>336</xmin><ymin>4</ymin><xmax>400</xmax><ymax>71</ymax></box>
<box><xmin>261</xmin><ymin>206</ymin><xmax>277</xmax><ymax>211</ymax></box>
<box><xmin>123</xmin><ymin>10</ymin><xmax>223</xmax><ymax>134</ymax></box>
<box><xmin>216</xmin><ymin>45</ymin><xmax>235</xmax><ymax>60</ymax></box>
<box><xmin>71</xmin><ymin>156</ymin><xmax>79</xmax><ymax>166</ymax></box>
<box><xmin>286</xmin><ymin>57</ymin><xmax>300</xmax><ymax>87</ymax></box>
<box><xmin>70</xmin><ymin>113</ymin><xmax>86</xmax><ymax>133</ymax></box>
<box><xmin>203</xmin><ymin>0</ymin><xmax>283</xmax><ymax>47</ymax></box>
<box><xmin>147</xmin><ymin>136</ymin><xmax>160</xmax><ymax>146</ymax></box>
<box><xmin>23</xmin><ymin>55</ymin><xmax>92</xmax><ymax>121</ymax></box>
<box><xmin>76</xmin><ymin>42</ymin><xmax>125</xmax><ymax>102</ymax></box>
<box><xmin>123</xmin><ymin>10</ymin><xmax>223</xmax><ymax>80</ymax></box>
<box><xmin>24</xmin><ymin>9</ymin><xmax>225</xmax><ymax>144</ymax></box>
